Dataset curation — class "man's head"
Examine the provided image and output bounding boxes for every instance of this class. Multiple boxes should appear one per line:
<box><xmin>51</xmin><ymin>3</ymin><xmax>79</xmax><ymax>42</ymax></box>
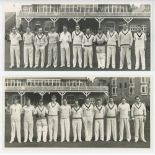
<box><xmin>121</xmin><ymin>97</ymin><xmax>126</xmax><ymax>104</ymax></box>
<box><xmin>50</xmin><ymin>26</ymin><xmax>55</xmax><ymax>33</ymax></box>
<box><xmin>109</xmin><ymin>97</ymin><xmax>114</xmax><ymax>103</ymax></box>
<box><xmin>12</xmin><ymin>27</ymin><xmax>16</xmax><ymax>34</ymax></box>
<box><xmin>38</xmin><ymin>28</ymin><xmax>43</xmax><ymax>34</ymax></box>
<box><xmin>63</xmin><ymin>25</ymin><xmax>68</xmax><ymax>32</ymax></box>
<box><xmin>75</xmin><ymin>24</ymin><xmax>80</xmax><ymax>31</ymax></box>
<box><xmin>51</xmin><ymin>95</ymin><xmax>56</xmax><ymax>102</ymax></box>
<box><xmin>135</xmin><ymin>96</ymin><xmax>141</xmax><ymax>103</ymax></box>
<box><xmin>109</xmin><ymin>26</ymin><xmax>114</xmax><ymax>32</ymax></box>
<box><xmin>97</xmin><ymin>98</ymin><xmax>102</xmax><ymax>106</ymax></box>
<box><xmin>86</xmin><ymin>28</ymin><xmax>91</xmax><ymax>35</ymax></box>
<box><xmin>26</xmin><ymin>98</ymin><xmax>31</xmax><ymax>106</ymax></box>
<box><xmin>63</xmin><ymin>98</ymin><xmax>67</xmax><ymax>105</ymax></box>
<box><xmin>74</xmin><ymin>99</ymin><xmax>79</xmax><ymax>107</ymax></box>
<box><xmin>85</xmin><ymin>98</ymin><xmax>90</xmax><ymax>104</ymax></box>
<box><xmin>39</xmin><ymin>99</ymin><xmax>43</xmax><ymax>106</ymax></box>
<box><xmin>98</xmin><ymin>28</ymin><xmax>103</xmax><ymax>34</ymax></box>
<box><xmin>122</xmin><ymin>23</ymin><xmax>128</xmax><ymax>30</ymax></box>
<box><xmin>137</xmin><ymin>25</ymin><xmax>142</xmax><ymax>33</ymax></box>
<box><xmin>14</xmin><ymin>97</ymin><xmax>19</xmax><ymax>104</ymax></box>
<box><xmin>26</xmin><ymin>27</ymin><xmax>31</xmax><ymax>33</ymax></box>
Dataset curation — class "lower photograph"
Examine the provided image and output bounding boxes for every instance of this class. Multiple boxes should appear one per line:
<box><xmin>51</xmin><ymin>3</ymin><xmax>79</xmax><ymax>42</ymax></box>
<box><xmin>4</xmin><ymin>77</ymin><xmax>150</xmax><ymax>148</ymax></box>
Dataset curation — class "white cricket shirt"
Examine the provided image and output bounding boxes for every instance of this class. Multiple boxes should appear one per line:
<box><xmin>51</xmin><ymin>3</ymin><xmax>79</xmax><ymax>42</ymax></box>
<box><xmin>118</xmin><ymin>102</ymin><xmax>130</xmax><ymax>119</ymax></box>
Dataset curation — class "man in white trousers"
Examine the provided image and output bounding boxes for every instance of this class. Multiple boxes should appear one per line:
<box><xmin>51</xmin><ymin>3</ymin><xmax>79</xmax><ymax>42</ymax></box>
<box><xmin>34</xmin><ymin>99</ymin><xmax>48</xmax><ymax>142</ymax></box>
<box><xmin>106</xmin><ymin>26</ymin><xmax>118</xmax><ymax>69</ymax></box>
<box><xmin>47</xmin><ymin>95</ymin><xmax>60</xmax><ymax>142</ymax></box>
<box><xmin>9</xmin><ymin>97</ymin><xmax>22</xmax><ymax>143</ymax></box>
<box><xmin>118</xmin><ymin>97</ymin><xmax>131</xmax><ymax>142</ymax></box>
<box><xmin>9</xmin><ymin>27</ymin><xmax>22</xmax><ymax>68</ymax></box>
<box><xmin>23</xmin><ymin>98</ymin><xmax>35</xmax><ymax>142</ymax></box>
<box><xmin>59</xmin><ymin>26</ymin><xmax>72</xmax><ymax>68</ymax></box>
<box><xmin>23</xmin><ymin>27</ymin><xmax>34</xmax><ymax>68</ymax></box>
<box><xmin>72</xmin><ymin>24</ymin><xmax>84</xmax><ymax>68</ymax></box>
<box><xmin>46</xmin><ymin>27</ymin><xmax>59</xmax><ymax>68</ymax></box>
<box><xmin>60</xmin><ymin>98</ymin><xmax>71</xmax><ymax>142</ymax></box>
<box><xmin>71</xmin><ymin>99</ymin><xmax>83</xmax><ymax>142</ymax></box>
<box><xmin>82</xmin><ymin>28</ymin><xmax>94</xmax><ymax>68</ymax></box>
<box><xmin>82</xmin><ymin>98</ymin><xmax>94</xmax><ymax>141</ymax></box>
<box><xmin>34</xmin><ymin>28</ymin><xmax>48</xmax><ymax>68</ymax></box>
<box><xmin>94</xmin><ymin>98</ymin><xmax>105</xmax><ymax>141</ymax></box>
<box><xmin>94</xmin><ymin>28</ymin><xmax>107</xmax><ymax>69</ymax></box>
<box><xmin>131</xmin><ymin>96</ymin><xmax>147</xmax><ymax>143</ymax></box>
<box><xmin>118</xmin><ymin>23</ymin><xmax>133</xmax><ymax>70</ymax></box>
<box><xmin>134</xmin><ymin>25</ymin><xmax>147</xmax><ymax>70</ymax></box>
<box><xmin>105</xmin><ymin>97</ymin><xmax>117</xmax><ymax>141</ymax></box>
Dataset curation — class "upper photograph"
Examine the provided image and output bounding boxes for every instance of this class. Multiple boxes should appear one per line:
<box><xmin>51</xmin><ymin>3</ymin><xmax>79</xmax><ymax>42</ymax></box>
<box><xmin>5</xmin><ymin>3</ymin><xmax>151</xmax><ymax>71</ymax></box>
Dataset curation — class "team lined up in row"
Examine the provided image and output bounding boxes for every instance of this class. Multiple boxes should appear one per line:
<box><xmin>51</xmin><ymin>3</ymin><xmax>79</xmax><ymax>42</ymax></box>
<box><xmin>9</xmin><ymin>23</ymin><xmax>147</xmax><ymax>70</ymax></box>
<box><xmin>9</xmin><ymin>95</ymin><xmax>147</xmax><ymax>144</ymax></box>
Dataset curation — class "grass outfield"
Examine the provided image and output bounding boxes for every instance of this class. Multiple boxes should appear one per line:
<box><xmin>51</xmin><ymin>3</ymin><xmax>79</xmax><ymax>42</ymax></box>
<box><xmin>5</xmin><ymin>40</ymin><xmax>150</xmax><ymax>71</ymax></box>
<box><xmin>5</xmin><ymin>112</ymin><xmax>150</xmax><ymax>148</ymax></box>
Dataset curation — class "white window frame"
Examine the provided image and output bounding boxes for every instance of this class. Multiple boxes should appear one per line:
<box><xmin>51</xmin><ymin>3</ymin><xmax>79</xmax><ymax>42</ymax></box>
<box><xmin>112</xmin><ymin>87</ymin><xmax>117</xmax><ymax>96</ymax></box>
<box><xmin>129</xmin><ymin>86</ymin><xmax>135</xmax><ymax>95</ymax></box>
<box><xmin>140</xmin><ymin>85</ymin><xmax>148</xmax><ymax>95</ymax></box>
<box><xmin>112</xmin><ymin>77</ymin><xmax>117</xmax><ymax>86</ymax></box>
<box><xmin>141</xmin><ymin>77</ymin><xmax>147</xmax><ymax>84</ymax></box>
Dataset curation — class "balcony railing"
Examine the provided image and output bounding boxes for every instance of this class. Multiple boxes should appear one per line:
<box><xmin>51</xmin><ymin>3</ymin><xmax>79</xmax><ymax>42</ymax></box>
<box><xmin>18</xmin><ymin>11</ymin><xmax>150</xmax><ymax>18</ymax></box>
<box><xmin>5</xmin><ymin>85</ymin><xmax>108</xmax><ymax>92</ymax></box>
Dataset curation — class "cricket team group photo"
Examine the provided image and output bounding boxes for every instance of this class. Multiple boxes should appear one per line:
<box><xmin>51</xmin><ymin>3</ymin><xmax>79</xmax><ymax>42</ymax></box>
<box><xmin>4</xmin><ymin>2</ymin><xmax>151</xmax><ymax>149</ymax></box>
<box><xmin>5</xmin><ymin>3</ymin><xmax>151</xmax><ymax>71</ymax></box>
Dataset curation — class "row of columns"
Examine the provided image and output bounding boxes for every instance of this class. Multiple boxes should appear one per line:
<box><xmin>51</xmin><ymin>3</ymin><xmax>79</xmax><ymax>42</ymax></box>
<box><xmin>17</xmin><ymin>91</ymin><xmax>100</xmax><ymax>106</ymax></box>
<box><xmin>19</xmin><ymin>17</ymin><xmax>134</xmax><ymax>28</ymax></box>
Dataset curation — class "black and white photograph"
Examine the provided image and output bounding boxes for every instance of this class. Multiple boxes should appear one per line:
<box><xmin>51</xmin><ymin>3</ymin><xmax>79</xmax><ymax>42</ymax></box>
<box><xmin>5</xmin><ymin>3</ymin><xmax>151</xmax><ymax>71</ymax></box>
<box><xmin>5</xmin><ymin>77</ymin><xmax>150</xmax><ymax>148</ymax></box>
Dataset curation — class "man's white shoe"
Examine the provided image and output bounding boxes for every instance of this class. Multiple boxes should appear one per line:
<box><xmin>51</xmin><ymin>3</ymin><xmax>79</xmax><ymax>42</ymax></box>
<box><xmin>9</xmin><ymin>65</ymin><xmax>14</xmax><ymax>69</ymax></box>
<box><xmin>142</xmin><ymin>139</ymin><xmax>147</xmax><ymax>143</ymax></box>
<box><xmin>24</xmin><ymin>140</ymin><xmax>27</xmax><ymax>143</ymax></box>
<box><xmin>34</xmin><ymin>65</ymin><xmax>38</xmax><ymax>68</ymax></box>
<box><xmin>46</xmin><ymin>65</ymin><xmax>50</xmax><ymax>68</ymax></box>
<box><xmin>119</xmin><ymin>139</ymin><xmax>123</xmax><ymax>142</ymax></box>
<box><xmin>135</xmin><ymin>139</ymin><xmax>138</xmax><ymax>143</ymax></box>
<box><xmin>49</xmin><ymin>139</ymin><xmax>52</xmax><ymax>142</ymax></box>
<box><xmin>37</xmin><ymin>140</ymin><xmax>41</xmax><ymax>143</ymax></box>
<box><xmin>73</xmin><ymin>140</ymin><xmax>77</xmax><ymax>142</ymax></box>
<box><xmin>24</xmin><ymin>66</ymin><xmax>28</xmax><ymax>68</ymax></box>
<box><xmin>9</xmin><ymin>140</ymin><xmax>13</xmax><ymax>143</ymax></box>
<box><xmin>79</xmin><ymin>140</ymin><xmax>82</xmax><ymax>142</ymax></box>
<box><xmin>127</xmin><ymin>139</ymin><xmax>131</xmax><ymax>142</ymax></box>
<box><xmin>29</xmin><ymin>140</ymin><xmax>33</xmax><ymax>142</ymax></box>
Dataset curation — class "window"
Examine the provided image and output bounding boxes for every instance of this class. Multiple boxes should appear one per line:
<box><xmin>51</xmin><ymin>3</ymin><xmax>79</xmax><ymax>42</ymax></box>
<box><xmin>129</xmin><ymin>86</ymin><xmax>135</xmax><ymax>95</ymax></box>
<box><xmin>89</xmin><ymin>98</ymin><xmax>95</xmax><ymax>104</ymax></box>
<box><xmin>130</xmin><ymin>25</ymin><xmax>147</xmax><ymax>32</ymax></box>
<box><xmin>141</xmin><ymin>85</ymin><xmax>148</xmax><ymax>95</ymax></box>
<box><xmin>112</xmin><ymin>87</ymin><xmax>117</xmax><ymax>96</ymax></box>
<box><xmin>141</xmin><ymin>77</ymin><xmax>147</xmax><ymax>83</ymax></box>
<box><xmin>112</xmin><ymin>78</ymin><xmax>117</xmax><ymax>86</ymax></box>
<box><xmin>129</xmin><ymin>78</ymin><xmax>135</xmax><ymax>84</ymax></box>
<box><xmin>119</xmin><ymin>83</ymin><xmax>122</xmax><ymax>88</ymax></box>
<box><xmin>124</xmin><ymin>82</ymin><xmax>127</xmax><ymax>88</ymax></box>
